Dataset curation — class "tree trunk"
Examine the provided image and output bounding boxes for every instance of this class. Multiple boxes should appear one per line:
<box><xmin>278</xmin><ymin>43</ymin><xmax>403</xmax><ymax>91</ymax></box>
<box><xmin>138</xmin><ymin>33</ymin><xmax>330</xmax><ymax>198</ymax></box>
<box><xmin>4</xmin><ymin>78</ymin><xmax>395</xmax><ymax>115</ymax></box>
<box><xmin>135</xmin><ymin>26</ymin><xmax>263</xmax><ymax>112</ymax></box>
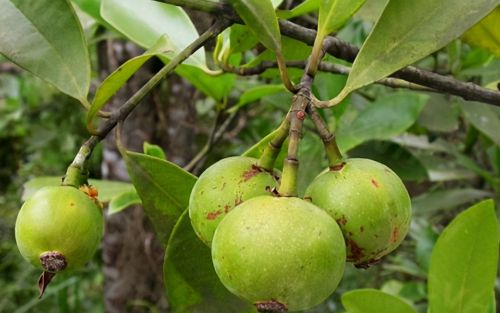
<box><xmin>97</xmin><ymin>39</ymin><xmax>198</xmax><ymax>313</ymax></box>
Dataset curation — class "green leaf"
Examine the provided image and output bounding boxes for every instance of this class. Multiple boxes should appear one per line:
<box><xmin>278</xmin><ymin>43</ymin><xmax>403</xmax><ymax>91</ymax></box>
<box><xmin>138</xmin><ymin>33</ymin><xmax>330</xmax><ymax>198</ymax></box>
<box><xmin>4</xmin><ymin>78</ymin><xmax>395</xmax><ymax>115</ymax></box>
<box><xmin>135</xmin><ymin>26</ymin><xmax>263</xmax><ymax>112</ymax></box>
<box><xmin>337</xmin><ymin>92</ymin><xmax>428</xmax><ymax>152</ymax></box>
<box><xmin>228</xmin><ymin>0</ymin><xmax>282</xmax><ymax>54</ymax></box>
<box><xmin>339</xmin><ymin>0</ymin><xmax>499</xmax><ymax>97</ymax></box>
<box><xmin>428</xmin><ymin>199</ymin><xmax>499</xmax><ymax>313</ymax></box>
<box><xmin>122</xmin><ymin>151</ymin><xmax>197</xmax><ymax>244</ymax></box>
<box><xmin>412</xmin><ymin>188</ymin><xmax>493</xmax><ymax>216</ymax></box>
<box><xmin>462</xmin><ymin>8</ymin><xmax>500</xmax><ymax>57</ymax></box>
<box><xmin>164</xmin><ymin>211</ymin><xmax>256</xmax><ymax>313</ymax></box>
<box><xmin>277</xmin><ymin>0</ymin><xmax>319</xmax><ymax>19</ymax></box>
<box><xmin>418</xmin><ymin>94</ymin><xmax>460</xmax><ymax>133</ymax></box>
<box><xmin>87</xmin><ymin>36</ymin><xmax>172</xmax><ymax>128</ymax></box>
<box><xmin>101</xmin><ymin>0</ymin><xmax>207</xmax><ymax>69</ymax></box>
<box><xmin>342</xmin><ymin>289</ymin><xmax>417</xmax><ymax>313</ymax></box>
<box><xmin>22</xmin><ymin>176</ymin><xmax>136</xmax><ymax>202</ymax></box>
<box><xmin>460</xmin><ymin>100</ymin><xmax>500</xmax><ymax>147</ymax></box>
<box><xmin>143</xmin><ymin>142</ymin><xmax>166</xmax><ymax>160</ymax></box>
<box><xmin>0</xmin><ymin>0</ymin><xmax>90</xmax><ymax>101</ymax></box>
<box><xmin>108</xmin><ymin>190</ymin><xmax>142</xmax><ymax>215</ymax></box>
<box><xmin>72</xmin><ymin>0</ymin><xmax>110</xmax><ymax>26</ymax></box>
<box><xmin>227</xmin><ymin>84</ymin><xmax>286</xmax><ymax>113</ymax></box>
<box><xmin>317</xmin><ymin>0</ymin><xmax>366</xmax><ymax>37</ymax></box>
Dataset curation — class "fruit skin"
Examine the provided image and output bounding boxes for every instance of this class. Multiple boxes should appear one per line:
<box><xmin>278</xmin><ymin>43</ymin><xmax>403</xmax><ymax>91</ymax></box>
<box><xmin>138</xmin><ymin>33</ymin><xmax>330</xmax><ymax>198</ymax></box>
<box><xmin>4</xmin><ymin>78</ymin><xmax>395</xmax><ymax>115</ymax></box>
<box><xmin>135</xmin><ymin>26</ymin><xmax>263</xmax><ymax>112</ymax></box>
<box><xmin>212</xmin><ymin>196</ymin><xmax>346</xmax><ymax>311</ymax></box>
<box><xmin>189</xmin><ymin>156</ymin><xmax>279</xmax><ymax>246</ymax></box>
<box><xmin>15</xmin><ymin>186</ymin><xmax>104</xmax><ymax>271</ymax></box>
<box><xmin>304</xmin><ymin>158</ymin><xmax>411</xmax><ymax>266</ymax></box>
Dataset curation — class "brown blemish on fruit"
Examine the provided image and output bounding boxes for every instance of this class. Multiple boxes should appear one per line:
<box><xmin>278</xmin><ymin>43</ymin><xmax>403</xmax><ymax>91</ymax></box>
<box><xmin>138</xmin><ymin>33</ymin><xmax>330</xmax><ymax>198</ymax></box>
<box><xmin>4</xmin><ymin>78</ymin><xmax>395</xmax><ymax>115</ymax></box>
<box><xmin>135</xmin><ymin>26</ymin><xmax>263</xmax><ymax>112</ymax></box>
<box><xmin>330</xmin><ymin>162</ymin><xmax>346</xmax><ymax>171</ymax></box>
<box><xmin>360</xmin><ymin>226</ymin><xmax>364</xmax><ymax>232</ymax></box>
<box><xmin>242</xmin><ymin>164</ymin><xmax>263</xmax><ymax>181</ymax></box>
<box><xmin>303</xmin><ymin>196</ymin><xmax>312</xmax><ymax>202</ymax></box>
<box><xmin>206</xmin><ymin>210</ymin><xmax>222</xmax><ymax>220</ymax></box>
<box><xmin>40</xmin><ymin>251</ymin><xmax>67</xmax><ymax>273</ymax></box>
<box><xmin>390</xmin><ymin>227</ymin><xmax>400</xmax><ymax>243</ymax></box>
<box><xmin>336</xmin><ymin>215</ymin><xmax>347</xmax><ymax>226</ymax></box>
<box><xmin>255</xmin><ymin>300</ymin><xmax>288</xmax><ymax>313</ymax></box>
<box><xmin>371</xmin><ymin>178</ymin><xmax>379</xmax><ymax>188</ymax></box>
<box><xmin>70</xmin><ymin>202</ymin><xmax>75</xmax><ymax>207</ymax></box>
<box><xmin>347</xmin><ymin>238</ymin><xmax>364</xmax><ymax>261</ymax></box>
<box><xmin>224</xmin><ymin>204</ymin><xmax>231</xmax><ymax>213</ymax></box>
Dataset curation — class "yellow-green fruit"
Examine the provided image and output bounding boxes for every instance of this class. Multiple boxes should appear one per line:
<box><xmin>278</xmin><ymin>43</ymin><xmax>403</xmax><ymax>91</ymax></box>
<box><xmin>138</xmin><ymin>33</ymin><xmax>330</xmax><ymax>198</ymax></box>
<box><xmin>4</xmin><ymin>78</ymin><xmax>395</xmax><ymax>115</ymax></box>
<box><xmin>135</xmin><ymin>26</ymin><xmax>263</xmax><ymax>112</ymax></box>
<box><xmin>15</xmin><ymin>186</ymin><xmax>103</xmax><ymax>272</ymax></box>
<box><xmin>304</xmin><ymin>158</ymin><xmax>411</xmax><ymax>267</ymax></box>
<box><xmin>189</xmin><ymin>156</ymin><xmax>279</xmax><ymax>246</ymax></box>
<box><xmin>212</xmin><ymin>196</ymin><xmax>346</xmax><ymax>312</ymax></box>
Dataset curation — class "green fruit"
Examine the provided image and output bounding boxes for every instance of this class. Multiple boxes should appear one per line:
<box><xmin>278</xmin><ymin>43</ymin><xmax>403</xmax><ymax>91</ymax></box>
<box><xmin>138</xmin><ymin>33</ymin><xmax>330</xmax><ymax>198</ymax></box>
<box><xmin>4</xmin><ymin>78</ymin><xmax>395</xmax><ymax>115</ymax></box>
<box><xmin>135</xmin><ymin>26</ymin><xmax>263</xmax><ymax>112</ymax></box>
<box><xmin>15</xmin><ymin>186</ymin><xmax>104</xmax><ymax>272</ymax></box>
<box><xmin>189</xmin><ymin>156</ymin><xmax>279</xmax><ymax>246</ymax></box>
<box><xmin>212</xmin><ymin>196</ymin><xmax>346</xmax><ymax>311</ymax></box>
<box><xmin>304</xmin><ymin>158</ymin><xmax>411</xmax><ymax>267</ymax></box>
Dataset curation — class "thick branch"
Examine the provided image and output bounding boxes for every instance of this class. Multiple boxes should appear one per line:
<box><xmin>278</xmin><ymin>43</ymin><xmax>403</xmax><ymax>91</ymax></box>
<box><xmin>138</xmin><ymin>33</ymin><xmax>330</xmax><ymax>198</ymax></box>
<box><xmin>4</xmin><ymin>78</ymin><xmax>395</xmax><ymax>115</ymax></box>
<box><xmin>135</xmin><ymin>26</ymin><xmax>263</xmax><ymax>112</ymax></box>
<box><xmin>161</xmin><ymin>0</ymin><xmax>500</xmax><ymax>106</ymax></box>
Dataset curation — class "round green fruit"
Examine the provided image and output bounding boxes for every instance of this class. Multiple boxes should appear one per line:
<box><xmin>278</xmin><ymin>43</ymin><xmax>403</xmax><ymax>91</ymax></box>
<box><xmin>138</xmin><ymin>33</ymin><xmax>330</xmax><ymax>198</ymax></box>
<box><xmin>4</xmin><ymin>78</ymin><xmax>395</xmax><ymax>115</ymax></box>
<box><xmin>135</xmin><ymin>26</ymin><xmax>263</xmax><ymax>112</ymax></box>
<box><xmin>15</xmin><ymin>186</ymin><xmax>104</xmax><ymax>272</ymax></box>
<box><xmin>189</xmin><ymin>156</ymin><xmax>279</xmax><ymax>246</ymax></box>
<box><xmin>212</xmin><ymin>196</ymin><xmax>346</xmax><ymax>312</ymax></box>
<box><xmin>304</xmin><ymin>158</ymin><xmax>411</xmax><ymax>267</ymax></box>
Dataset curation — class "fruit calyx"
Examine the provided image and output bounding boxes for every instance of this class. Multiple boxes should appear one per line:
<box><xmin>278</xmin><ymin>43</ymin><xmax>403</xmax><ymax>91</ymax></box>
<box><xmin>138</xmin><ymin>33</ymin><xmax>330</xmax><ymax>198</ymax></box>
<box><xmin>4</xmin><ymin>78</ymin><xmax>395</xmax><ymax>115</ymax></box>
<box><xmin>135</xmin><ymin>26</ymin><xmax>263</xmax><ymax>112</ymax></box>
<box><xmin>38</xmin><ymin>251</ymin><xmax>68</xmax><ymax>297</ymax></box>
<box><xmin>255</xmin><ymin>300</ymin><xmax>288</xmax><ymax>313</ymax></box>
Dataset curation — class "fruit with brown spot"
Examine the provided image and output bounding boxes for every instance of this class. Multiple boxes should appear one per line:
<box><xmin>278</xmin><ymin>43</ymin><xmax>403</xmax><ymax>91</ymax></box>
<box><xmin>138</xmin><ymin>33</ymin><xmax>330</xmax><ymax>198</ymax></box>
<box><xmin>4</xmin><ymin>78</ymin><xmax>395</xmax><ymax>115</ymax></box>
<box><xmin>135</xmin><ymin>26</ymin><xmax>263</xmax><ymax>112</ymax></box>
<box><xmin>212</xmin><ymin>196</ymin><xmax>346</xmax><ymax>311</ymax></box>
<box><xmin>189</xmin><ymin>156</ymin><xmax>279</xmax><ymax>246</ymax></box>
<box><xmin>304</xmin><ymin>158</ymin><xmax>411</xmax><ymax>266</ymax></box>
<box><xmin>15</xmin><ymin>186</ymin><xmax>104</xmax><ymax>272</ymax></box>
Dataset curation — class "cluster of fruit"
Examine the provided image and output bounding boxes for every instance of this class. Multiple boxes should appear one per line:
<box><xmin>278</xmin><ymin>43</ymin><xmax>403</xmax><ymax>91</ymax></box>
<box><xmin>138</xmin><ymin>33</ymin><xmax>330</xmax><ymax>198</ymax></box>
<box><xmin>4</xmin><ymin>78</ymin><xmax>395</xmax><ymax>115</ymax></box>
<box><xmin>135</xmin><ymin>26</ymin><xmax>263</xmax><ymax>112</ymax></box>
<box><xmin>189</xmin><ymin>156</ymin><xmax>411</xmax><ymax>312</ymax></box>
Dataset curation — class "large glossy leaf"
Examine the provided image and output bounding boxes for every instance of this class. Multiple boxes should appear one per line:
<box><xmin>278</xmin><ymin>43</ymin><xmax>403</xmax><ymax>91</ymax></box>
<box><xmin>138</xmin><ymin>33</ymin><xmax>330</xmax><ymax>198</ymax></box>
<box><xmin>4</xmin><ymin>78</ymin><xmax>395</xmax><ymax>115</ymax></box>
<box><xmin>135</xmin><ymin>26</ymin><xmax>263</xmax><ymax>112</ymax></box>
<box><xmin>122</xmin><ymin>151</ymin><xmax>196</xmax><ymax>244</ymax></box>
<box><xmin>72</xmin><ymin>0</ymin><xmax>110</xmax><ymax>26</ymax></box>
<box><xmin>228</xmin><ymin>0</ymin><xmax>282</xmax><ymax>54</ymax></box>
<box><xmin>336</xmin><ymin>0</ymin><xmax>499</xmax><ymax>99</ymax></box>
<box><xmin>336</xmin><ymin>92</ymin><xmax>428</xmax><ymax>152</ymax></box>
<box><xmin>0</xmin><ymin>0</ymin><xmax>90</xmax><ymax>102</ymax></box>
<box><xmin>101</xmin><ymin>0</ymin><xmax>207</xmax><ymax>69</ymax></box>
<box><xmin>317</xmin><ymin>0</ymin><xmax>366</xmax><ymax>37</ymax></box>
<box><xmin>462</xmin><ymin>8</ymin><xmax>500</xmax><ymax>57</ymax></box>
<box><xmin>164</xmin><ymin>211</ymin><xmax>256</xmax><ymax>313</ymax></box>
<box><xmin>460</xmin><ymin>100</ymin><xmax>500</xmax><ymax>147</ymax></box>
<box><xmin>428</xmin><ymin>199</ymin><xmax>499</xmax><ymax>313</ymax></box>
<box><xmin>342</xmin><ymin>289</ymin><xmax>417</xmax><ymax>313</ymax></box>
<box><xmin>22</xmin><ymin>176</ymin><xmax>136</xmax><ymax>203</ymax></box>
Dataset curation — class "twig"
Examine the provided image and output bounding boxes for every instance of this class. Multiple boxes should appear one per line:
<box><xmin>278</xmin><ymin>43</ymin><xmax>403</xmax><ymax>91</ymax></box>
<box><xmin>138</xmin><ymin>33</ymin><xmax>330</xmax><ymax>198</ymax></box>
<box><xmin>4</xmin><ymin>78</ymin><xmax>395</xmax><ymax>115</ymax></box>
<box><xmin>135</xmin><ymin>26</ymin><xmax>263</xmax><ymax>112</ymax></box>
<box><xmin>161</xmin><ymin>0</ymin><xmax>500</xmax><ymax>106</ymax></box>
<box><xmin>64</xmin><ymin>19</ymin><xmax>231</xmax><ymax>179</ymax></box>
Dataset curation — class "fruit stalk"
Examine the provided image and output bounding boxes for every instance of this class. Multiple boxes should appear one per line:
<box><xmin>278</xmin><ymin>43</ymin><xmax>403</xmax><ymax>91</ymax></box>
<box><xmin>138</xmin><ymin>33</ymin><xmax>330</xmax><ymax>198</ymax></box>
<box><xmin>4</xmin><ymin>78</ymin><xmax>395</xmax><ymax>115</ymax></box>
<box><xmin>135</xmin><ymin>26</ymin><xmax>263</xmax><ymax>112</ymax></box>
<box><xmin>277</xmin><ymin>75</ymin><xmax>312</xmax><ymax>197</ymax></box>
<box><xmin>306</xmin><ymin>104</ymin><xmax>343</xmax><ymax>168</ymax></box>
<box><xmin>258</xmin><ymin>112</ymin><xmax>291</xmax><ymax>171</ymax></box>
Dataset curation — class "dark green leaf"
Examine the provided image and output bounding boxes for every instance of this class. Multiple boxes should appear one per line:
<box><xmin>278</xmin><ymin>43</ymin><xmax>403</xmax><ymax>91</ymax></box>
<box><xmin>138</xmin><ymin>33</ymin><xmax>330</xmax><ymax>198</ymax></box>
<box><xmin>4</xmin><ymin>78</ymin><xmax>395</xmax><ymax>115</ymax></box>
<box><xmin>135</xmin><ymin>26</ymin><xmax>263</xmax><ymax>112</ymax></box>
<box><xmin>342</xmin><ymin>289</ymin><xmax>417</xmax><ymax>313</ymax></box>
<box><xmin>0</xmin><ymin>0</ymin><xmax>90</xmax><ymax>101</ymax></box>
<box><xmin>164</xmin><ymin>211</ymin><xmax>256</xmax><ymax>313</ymax></box>
<box><xmin>340</xmin><ymin>0</ymin><xmax>499</xmax><ymax>96</ymax></box>
<box><xmin>122</xmin><ymin>151</ymin><xmax>197</xmax><ymax>244</ymax></box>
<box><xmin>143</xmin><ymin>142</ymin><xmax>166</xmax><ymax>160</ymax></box>
<box><xmin>228</xmin><ymin>0</ymin><xmax>282</xmax><ymax>54</ymax></box>
<box><xmin>337</xmin><ymin>92</ymin><xmax>428</xmax><ymax>152</ymax></box>
<box><xmin>428</xmin><ymin>199</ymin><xmax>499</xmax><ymax>313</ymax></box>
<box><xmin>108</xmin><ymin>190</ymin><xmax>142</xmax><ymax>215</ymax></box>
<box><xmin>176</xmin><ymin>65</ymin><xmax>235</xmax><ymax>102</ymax></box>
